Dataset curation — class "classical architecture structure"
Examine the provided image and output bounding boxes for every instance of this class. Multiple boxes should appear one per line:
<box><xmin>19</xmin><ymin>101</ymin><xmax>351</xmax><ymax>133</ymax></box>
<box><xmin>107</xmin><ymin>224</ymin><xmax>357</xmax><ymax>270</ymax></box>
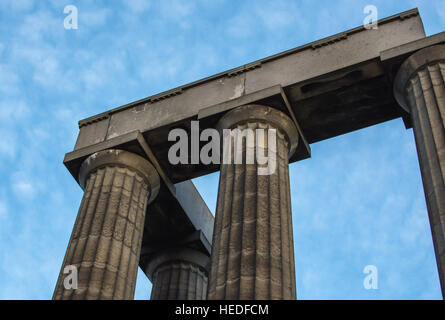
<box><xmin>54</xmin><ymin>9</ymin><xmax>445</xmax><ymax>299</ymax></box>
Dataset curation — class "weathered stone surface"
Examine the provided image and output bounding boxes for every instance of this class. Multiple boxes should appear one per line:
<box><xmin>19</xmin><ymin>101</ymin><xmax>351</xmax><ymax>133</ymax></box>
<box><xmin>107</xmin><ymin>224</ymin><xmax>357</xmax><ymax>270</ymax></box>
<box><xmin>53</xmin><ymin>149</ymin><xmax>160</xmax><ymax>300</ymax></box>
<box><xmin>151</xmin><ymin>262</ymin><xmax>208</xmax><ymax>300</ymax></box>
<box><xmin>394</xmin><ymin>44</ymin><xmax>445</xmax><ymax>298</ymax></box>
<box><xmin>207</xmin><ymin>105</ymin><xmax>298</xmax><ymax>300</ymax></box>
<box><xmin>57</xmin><ymin>9</ymin><xmax>445</xmax><ymax>300</ymax></box>
<box><xmin>147</xmin><ymin>247</ymin><xmax>210</xmax><ymax>300</ymax></box>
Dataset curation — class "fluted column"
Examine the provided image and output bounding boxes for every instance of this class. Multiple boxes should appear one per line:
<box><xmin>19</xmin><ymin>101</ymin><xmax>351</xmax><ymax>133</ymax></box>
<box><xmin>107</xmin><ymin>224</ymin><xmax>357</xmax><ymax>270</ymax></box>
<box><xmin>208</xmin><ymin>104</ymin><xmax>299</xmax><ymax>300</ymax></box>
<box><xmin>53</xmin><ymin>149</ymin><xmax>160</xmax><ymax>300</ymax></box>
<box><xmin>146</xmin><ymin>247</ymin><xmax>210</xmax><ymax>300</ymax></box>
<box><xmin>394</xmin><ymin>44</ymin><xmax>445</xmax><ymax>298</ymax></box>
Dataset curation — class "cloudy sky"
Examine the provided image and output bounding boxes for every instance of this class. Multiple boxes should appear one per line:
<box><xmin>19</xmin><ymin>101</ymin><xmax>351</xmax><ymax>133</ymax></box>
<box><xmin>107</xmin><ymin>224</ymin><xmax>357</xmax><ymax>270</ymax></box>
<box><xmin>0</xmin><ymin>0</ymin><xmax>444</xmax><ymax>300</ymax></box>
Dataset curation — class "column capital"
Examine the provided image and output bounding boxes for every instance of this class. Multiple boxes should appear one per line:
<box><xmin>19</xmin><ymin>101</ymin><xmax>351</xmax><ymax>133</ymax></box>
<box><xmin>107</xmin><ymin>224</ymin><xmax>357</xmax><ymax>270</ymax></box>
<box><xmin>216</xmin><ymin>104</ymin><xmax>299</xmax><ymax>158</ymax></box>
<box><xmin>394</xmin><ymin>44</ymin><xmax>445</xmax><ymax>113</ymax></box>
<box><xmin>79</xmin><ymin>149</ymin><xmax>160</xmax><ymax>203</ymax></box>
<box><xmin>145</xmin><ymin>247</ymin><xmax>210</xmax><ymax>280</ymax></box>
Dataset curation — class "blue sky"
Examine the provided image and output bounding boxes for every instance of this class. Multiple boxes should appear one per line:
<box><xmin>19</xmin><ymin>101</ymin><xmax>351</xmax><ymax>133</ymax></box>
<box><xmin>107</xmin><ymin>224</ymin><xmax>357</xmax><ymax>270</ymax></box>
<box><xmin>0</xmin><ymin>0</ymin><xmax>444</xmax><ymax>300</ymax></box>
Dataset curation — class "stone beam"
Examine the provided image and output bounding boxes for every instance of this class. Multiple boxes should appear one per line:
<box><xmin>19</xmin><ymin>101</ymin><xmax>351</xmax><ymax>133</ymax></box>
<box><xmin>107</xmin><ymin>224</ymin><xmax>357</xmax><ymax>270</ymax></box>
<box><xmin>66</xmin><ymin>8</ymin><xmax>425</xmax><ymax>183</ymax></box>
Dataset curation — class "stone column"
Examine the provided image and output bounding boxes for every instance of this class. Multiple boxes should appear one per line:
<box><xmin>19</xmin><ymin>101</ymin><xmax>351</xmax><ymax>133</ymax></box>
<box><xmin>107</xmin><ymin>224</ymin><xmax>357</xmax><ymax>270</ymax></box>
<box><xmin>394</xmin><ymin>44</ymin><xmax>445</xmax><ymax>298</ymax></box>
<box><xmin>53</xmin><ymin>149</ymin><xmax>160</xmax><ymax>300</ymax></box>
<box><xmin>146</xmin><ymin>247</ymin><xmax>210</xmax><ymax>300</ymax></box>
<box><xmin>207</xmin><ymin>104</ymin><xmax>299</xmax><ymax>300</ymax></box>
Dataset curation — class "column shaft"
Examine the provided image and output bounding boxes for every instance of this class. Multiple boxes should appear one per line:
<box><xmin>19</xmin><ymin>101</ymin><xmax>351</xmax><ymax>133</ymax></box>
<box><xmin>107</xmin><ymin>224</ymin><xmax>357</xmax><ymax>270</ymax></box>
<box><xmin>145</xmin><ymin>247</ymin><xmax>210</xmax><ymax>300</ymax></box>
<box><xmin>208</xmin><ymin>106</ymin><xmax>298</xmax><ymax>300</ymax></box>
<box><xmin>53</xmin><ymin>150</ymin><xmax>159</xmax><ymax>300</ymax></box>
<box><xmin>150</xmin><ymin>262</ymin><xmax>208</xmax><ymax>300</ymax></box>
<box><xmin>394</xmin><ymin>45</ymin><xmax>445</xmax><ymax>297</ymax></box>
<box><xmin>407</xmin><ymin>62</ymin><xmax>445</xmax><ymax>296</ymax></box>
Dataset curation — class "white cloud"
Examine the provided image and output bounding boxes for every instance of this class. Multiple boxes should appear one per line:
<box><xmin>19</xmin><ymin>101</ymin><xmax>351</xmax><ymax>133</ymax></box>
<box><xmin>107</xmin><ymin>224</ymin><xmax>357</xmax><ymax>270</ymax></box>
<box><xmin>138</xmin><ymin>50</ymin><xmax>185</xmax><ymax>82</ymax></box>
<box><xmin>13</xmin><ymin>181</ymin><xmax>36</xmax><ymax>199</ymax></box>
<box><xmin>226</xmin><ymin>14</ymin><xmax>256</xmax><ymax>39</ymax></box>
<box><xmin>161</xmin><ymin>0</ymin><xmax>195</xmax><ymax>18</ymax></box>
<box><xmin>79</xmin><ymin>52</ymin><xmax>128</xmax><ymax>91</ymax></box>
<box><xmin>399</xmin><ymin>198</ymin><xmax>430</xmax><ymax>246</ymax></box>
<box><xmin>0</xmin><ymin>131</ymin><xmax>17</xmax><ymax>158</ymax></box>
<box><xmin>255</xmin><ymin>0</ymin><xmax>302</xmax><ymax>31</ymax></box>
<box><xmin>82</xmin><ymin>8</ymin><xmax>112</xmax><ymax>28</ymax></box>
<box><xmin>0</xmin><ymin>0</ymin><xmax>34</xmax><ymax>12</ymax></box>
<box><xmin>81</xmin><ymin>69</ymin><xmax>104</xmax><ymax>90</ymax></box>
<box><xmin>17</xmin><ymin>10</ymin><xmax>62</xmax><ymax>43</ymax></box>
<box><xmin>32</xmin><ymin>56</ymin><xmax>60</xmax><ymax>86</ymax></box>
<box><xmin>437</xmin><ymin>1</ymin><xmax>445</xmax><ymax>23</ymax></box>
<box><xmin>301</xmin><ymin>269</ymin><xmax>324</xmax><ymax>297</ymax></box>
<box><xmin>11</xmin><ymin>172</ymin><xmax>39</xmax><ymax>200</ymax></box>
<box><xmin>11</xmin><ymin>0</ymin><xmax>33</xmax><ymax>11</ymax></box>
<box><xmin>11</xmin><ymin>43</ymin><xmax>80</xmax><ymax>92</ymax></box>
<box><xmin>0</xmin><ymin>202</ymin><xmax>7</xmax><ymax>218</ymax></box>
<box><xmin>0</xmin><ymin>99</ymin><xmax>29</xmax><ymax>122</ymax></box>
<box><xmin>123</xmin><ymin>0</ymin><xmax>151</xmax><ymax>13</ymax></box>
<box><xmin>158</xmin><ymin>0</ymin><xmax>195</xmax><ymax>29</ymax></box>
<box><xmin>0</xmin><ymin>65</ymin><xmax>20</xmax><ymax>95</ymax></box>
